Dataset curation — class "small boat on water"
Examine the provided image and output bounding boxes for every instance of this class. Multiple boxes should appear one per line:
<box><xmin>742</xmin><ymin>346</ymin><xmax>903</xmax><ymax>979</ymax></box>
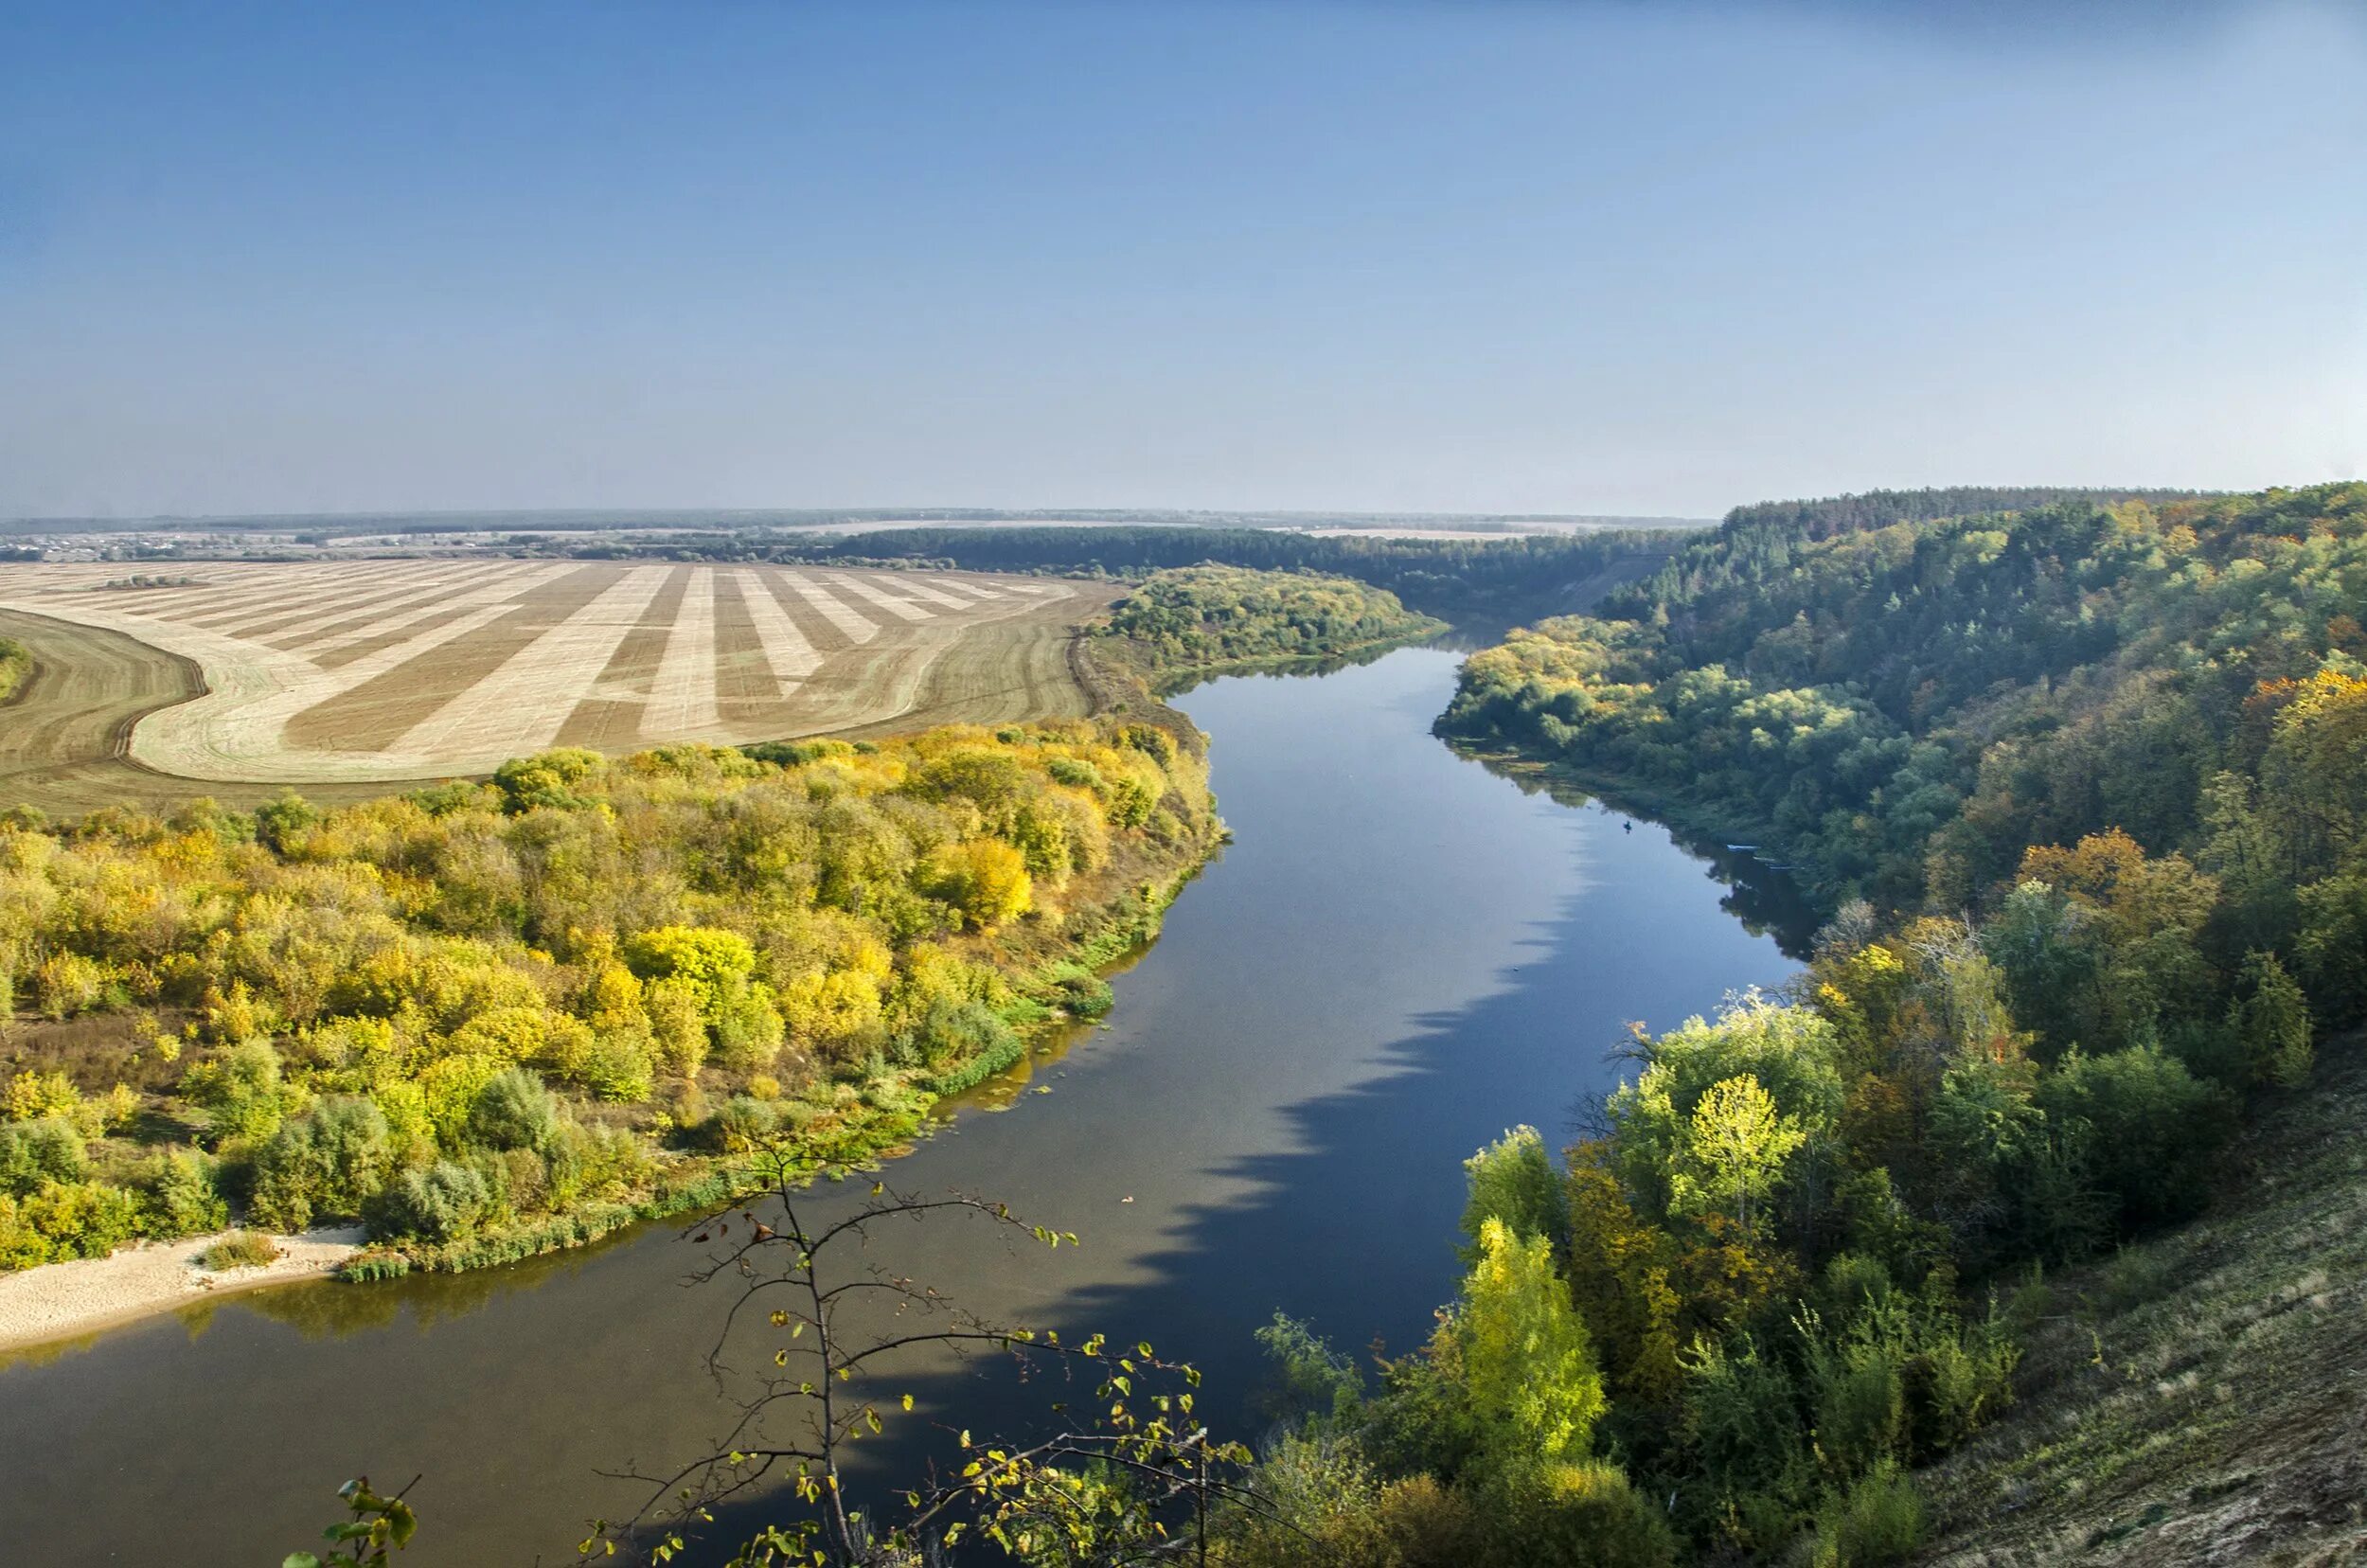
<box><xmin>1726</xmin><ymin>843</ymin><xmax>1758</xmax><ymax>851</ymax></box>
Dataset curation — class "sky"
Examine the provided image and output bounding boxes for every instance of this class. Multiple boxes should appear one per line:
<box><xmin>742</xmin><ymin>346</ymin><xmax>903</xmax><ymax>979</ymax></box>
<box><xmin>1</xmin><ymin>0</ymin><xmax>2362</xmax><ymax>521</ymax></box>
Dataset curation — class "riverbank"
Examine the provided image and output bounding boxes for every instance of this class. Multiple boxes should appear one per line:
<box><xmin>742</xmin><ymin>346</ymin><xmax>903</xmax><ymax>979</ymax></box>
<box><xmin>331</xmin><ymin>851</ymin><xmax>1209</xmax><ymax>1284</ymax></box>
<box><xmin>0</xmin><ymin>1223</ymin><xmax>363</xmax><ymax>1354</ymax></box>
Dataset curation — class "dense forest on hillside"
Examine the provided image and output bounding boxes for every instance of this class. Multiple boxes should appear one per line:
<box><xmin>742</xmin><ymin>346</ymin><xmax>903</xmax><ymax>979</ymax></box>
<box><xmin>613</xmin><ymin>525</ymin><xmax>1681</xmax><ymax>624</ymax></box>
<box><xmin>1095</xmin><ymin>566</ymin><xmax>1444</xmax><ymax>685</ymax></box>
<box><xmin>1277</xmin><ymin>481</ymin><xmax>2363</xmax><ymax>1564</ymax></box>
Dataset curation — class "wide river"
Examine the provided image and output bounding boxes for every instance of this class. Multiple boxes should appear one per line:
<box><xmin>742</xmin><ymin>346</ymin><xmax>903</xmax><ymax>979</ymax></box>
<box><xmin>0</xmin><ymin>648</ymin><xmax>1806</xmax><ymax>1564</ymax></box>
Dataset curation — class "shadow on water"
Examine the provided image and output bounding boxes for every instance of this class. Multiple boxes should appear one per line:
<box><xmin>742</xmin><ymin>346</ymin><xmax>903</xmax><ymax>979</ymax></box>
<box><xmin>0</xmin><ymin>646</ymin><xmax>1805</xmax><ymax>1566</ymax></box>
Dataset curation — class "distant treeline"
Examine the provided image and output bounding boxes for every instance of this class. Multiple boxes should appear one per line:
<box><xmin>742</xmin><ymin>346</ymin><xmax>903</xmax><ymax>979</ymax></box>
<box><xmin>624</xmin><ymin>526</ymin><xmax>1687</xmax><ymax>623</ymax></box>
<box><xmin>1721</xmin><ymin>486</ymin><xmax>2217</xmax><ymax>543</ymax></box>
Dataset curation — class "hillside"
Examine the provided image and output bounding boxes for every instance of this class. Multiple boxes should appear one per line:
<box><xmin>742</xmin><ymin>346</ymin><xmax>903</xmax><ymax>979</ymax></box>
<box><xmin>1354</xmin><ymin>481</ymin><xmax>2367</xmax><ymax>1566</ymax></box>
<box><xmin>1920</xmin><ymin>1032</ymin><xmax>2366</xmax><ymax>1565</ymax></box>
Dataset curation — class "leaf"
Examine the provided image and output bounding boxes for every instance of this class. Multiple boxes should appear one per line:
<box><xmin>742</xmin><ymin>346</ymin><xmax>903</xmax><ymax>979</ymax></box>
<box><xmin>283</xmin><ymin>1557</ymin><xmax>323</xmax><ymax>1568</ymax></box>
<box><xmin>900</xmin><ymin>1393</ymin><xmax>915</xmax><ymax>1411</ymax></box>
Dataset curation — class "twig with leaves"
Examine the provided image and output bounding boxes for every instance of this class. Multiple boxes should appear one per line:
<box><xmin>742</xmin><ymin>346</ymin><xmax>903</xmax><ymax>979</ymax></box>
<box><xmin>582</xmin><ymin>1149</ymin><xmax>1265</xmax><ymax>1566</ymax></box>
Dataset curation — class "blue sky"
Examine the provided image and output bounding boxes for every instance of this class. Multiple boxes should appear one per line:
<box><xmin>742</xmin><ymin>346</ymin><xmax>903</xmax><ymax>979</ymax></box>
<box><xmin>2</xmin><ymin>1</ymin><xmax>2361</xmax><ymax>519</ymax></box>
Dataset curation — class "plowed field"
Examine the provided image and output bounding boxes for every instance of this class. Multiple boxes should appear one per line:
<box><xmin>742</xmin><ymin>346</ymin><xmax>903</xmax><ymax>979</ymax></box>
<box><xmin>0</xmin><ymin>562</ymin><xmax>1113</xmax><ymax>804</ymax></box>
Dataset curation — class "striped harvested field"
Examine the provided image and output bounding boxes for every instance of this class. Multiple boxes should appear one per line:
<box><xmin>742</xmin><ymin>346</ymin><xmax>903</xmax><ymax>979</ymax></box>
<box><xmin>0</xmin><ymin>561</ymin><xmax>1114</xmax><ymax>788</ymax></box>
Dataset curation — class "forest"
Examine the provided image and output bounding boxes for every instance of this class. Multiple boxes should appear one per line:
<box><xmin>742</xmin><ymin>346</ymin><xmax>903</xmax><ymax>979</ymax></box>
<box><xmin>613</xmin><ymin>524</ymin><xmax>1677</xmax><ymax>624</ymax></box>
<box><xmin>1287</xmin><ymin>480</ymin><xmax>2366</xmax><ymax>1564</ymax></box>
<box><xmin>0</xmin><ymin>717</ymin><xmax>1215</xmax><ymax>1275</ymax></box>
<box><xmin>1094</xmin><ymin>566</ymin><xmax>1444</xmax><ymax>685</ymax></box>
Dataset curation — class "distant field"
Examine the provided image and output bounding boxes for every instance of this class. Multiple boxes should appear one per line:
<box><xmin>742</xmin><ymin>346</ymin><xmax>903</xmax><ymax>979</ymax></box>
<box><xmin>0</xmin><ymin>561</ymin><xmax>1112</xmax><ymax>796</ymax></box>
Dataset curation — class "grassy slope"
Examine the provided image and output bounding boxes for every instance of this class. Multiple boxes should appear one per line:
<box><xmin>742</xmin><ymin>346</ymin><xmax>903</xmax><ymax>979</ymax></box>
<box><xmin>1920</xmin><ymin>1033</ymin><xmax>2367</xmax><ymax>1565</ymax></box>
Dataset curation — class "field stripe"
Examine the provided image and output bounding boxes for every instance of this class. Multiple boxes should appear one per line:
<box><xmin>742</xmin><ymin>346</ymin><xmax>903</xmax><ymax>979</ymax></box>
<box><xmin>642</xmin><ymin>569</ymin><xmax>721</xmax><ymax>739</ymax></box>
<box><xmin>731</xmin><ymin>569</ymin><xmax>823</xmax><ymax>688</ymax></box>
<box><xmin>267</xmin><ymin>572</ymin><xmax>539</xmax><ymax>653</ymax></box>
<box><xmin>281</xmin><ymin>564</ymin><xmax>579</xmax><ymax>658</ymax></box>
<box><xmin>167</xmin><ymin>599</ymin><xmax>525</xmax><ymax>767</ymax></box>
<box><xmin>107</xmin><ymin>569</ymin><xmax>364</xmax><ymax>621</ymax></box>
<box><xmin>270</xmin><ymin>575</ymin><xmax>481</xmax><ymax>643</ymax></box>
<box><xmin>774</xmin><ymin>571</ymin><xmax>881</xmax><ymax>643</ymax></box>
<box><xmin>170</xmin><ymin>566</ymin><xmax>466</xmax><ymax>632</ymax></box>
<box><xmin>884</xmin><ymin>575</ymin><xmax>986</xmax><ymax>610</ymax></box>
<box><xmin>393</xmin><ymin>565</ymin><xmax>672</xmax><ymax>760</ymax></box>
<box><xmin>160</xmin><ymin>562</ymin><xmax>452</xmax><ymax>616</ymax></box>
<box><xmin>828</xmin><ymin>574</ymin><xmax>934</xmax><ymax>622</ymax></box>
<box><xmin>930</xmin><ymin>578</ymin><xmax>1008</xmax><ymax>601</ymax></box>
<box><xmin>230</xmin><ymin>563</ymin><xmax>484</xmax><ymax>633</ymax></box>
<box><xmin>201</xmin><ymin>566</ymin><xmax>482</xmax><ymax>639</ymax></box>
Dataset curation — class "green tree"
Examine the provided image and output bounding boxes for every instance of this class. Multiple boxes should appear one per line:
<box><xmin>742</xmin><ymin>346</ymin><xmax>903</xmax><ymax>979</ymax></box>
<box><xmin>1447</xmin><ymin>1217</ymin><xmax>1608</xmax><ymax>1470</ymax></box>
<box><xmin>1672</xmin><ymin>1075</ymin><xmax>1805</xmax><ymax>1235</ymax></box>
<box><xmin>1459</xmin><ymin>1124</ymin><xmax>1566</xmax><ymax>1258</ymax></box>
<box><xmin>2230</xmin><ymin>950</ymin><xmax>2312</xmax><ymax>1088</ymax></box>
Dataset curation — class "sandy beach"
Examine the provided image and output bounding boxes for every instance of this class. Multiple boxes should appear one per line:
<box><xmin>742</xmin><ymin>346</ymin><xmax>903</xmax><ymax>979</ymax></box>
<box><xmin>0</xmin><ymin>1226</ymin><xmax>365</xmax><ymax>1354</ymax></box>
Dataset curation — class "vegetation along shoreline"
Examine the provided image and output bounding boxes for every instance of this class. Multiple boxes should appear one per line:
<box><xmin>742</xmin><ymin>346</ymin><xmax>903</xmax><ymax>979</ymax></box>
<box><xmin>0</xmin><ymin>568</ymin><xmax>1430</xmax><ymax>1347</ymax></box>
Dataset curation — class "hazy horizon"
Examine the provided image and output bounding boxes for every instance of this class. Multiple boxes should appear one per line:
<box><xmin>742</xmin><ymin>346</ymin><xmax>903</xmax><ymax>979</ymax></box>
<box><xmin>4</xmin><ymin>0</ymin><xmax>2361</xmax><ymax>519</ymax></box>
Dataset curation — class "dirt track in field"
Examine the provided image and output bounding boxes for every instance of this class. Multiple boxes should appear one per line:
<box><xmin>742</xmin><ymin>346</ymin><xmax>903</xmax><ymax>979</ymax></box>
<box><xmin>0</xmin><ymin>565</ymin><xmax>1118</xmax><ymax>815</ymax></box>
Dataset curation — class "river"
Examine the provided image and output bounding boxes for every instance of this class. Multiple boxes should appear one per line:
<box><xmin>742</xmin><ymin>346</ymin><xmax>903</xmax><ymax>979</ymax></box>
<box><xmin>0</xmin><ymin>647</ymin><xmax>1806</xmax><ymax>1564</ymax></box>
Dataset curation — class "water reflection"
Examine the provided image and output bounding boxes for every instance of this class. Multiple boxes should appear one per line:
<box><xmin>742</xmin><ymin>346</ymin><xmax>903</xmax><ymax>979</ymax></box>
<box><xmin>0</xmin><ymin>649</ymin><xmax>1800</xmax><ymax>1566</ymax></box>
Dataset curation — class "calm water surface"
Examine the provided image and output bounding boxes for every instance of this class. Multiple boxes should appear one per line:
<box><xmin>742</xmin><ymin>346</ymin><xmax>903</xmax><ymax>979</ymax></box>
<box><xmin>0</xmin><ymin>649</ymin><xmax>1805</xmax><ymax>1564</ymax></box>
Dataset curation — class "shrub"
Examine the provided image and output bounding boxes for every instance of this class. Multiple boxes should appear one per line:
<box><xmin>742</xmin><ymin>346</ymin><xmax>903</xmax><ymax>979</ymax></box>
<box><xmin>709</xmin><ymin>977</ymin><xmax>785</xmax><ymax>1074</ymax></box>
<box><xmin>0</xmin><ymin>1117</ymin><xmax>86</xmax><ymax>1196</ymax></box>
<box><xmin>2</xmin><ymin>1069</ymin><xmax>81</xmax><ymax>1124</ymax></box>
<box><xmin>1045</xmin><ymin>965</ymin><xmax>1114</xmax><ymax>1018</ymax></box>
<box><xmin>367</xmin><ymin>1159</ymin><xmax>491</xmax><ymax>1243</ymax></box>
<box><xmin>712</xmin><ymin>1095</ymin><xmax>779</xmax><ymax>1154</ymax></box>
<box><xmin>2038</xmin><ymin>1043</ymin><xmax>2234</xmax><ymax>1227</ymax></box>
<box><xmin>416</xmin><ymin>1052</ymin><xmax>505</xmax><ymax>1147</ymax></box>
<box><xmin>466</xmin><ymin>1067</ymin><xmax>563</xmax><ymax>1153</ymax></box>
<box><xmin>449</xmin><ymin>1005</ymin><xmax>595</xmax><ymax>1068</ymax></box>
<box><xmin>544</xmin><ymin>1120</ymin><xmax>655</xmax><ymax>1208</ymax></box>
<box><xmin>14</xmin><ymin>1180</ymin><xmax>139</xmax><ymax>1262</ymax></box>
<box><xmin>32</xmin><ymin>952</ymin><xmax>110</xmax><ymax>1019</ymax></box>
<box><xmin>922</xmin><ymin>839</ymin><xmax>1034</xmax><ymax>930</ymax></box>
<box><xmin>182</xmin><ymin>1041</ymin><xmax>291</xmax><ymax>1146</ymax></box>
<box><xmin>1254</xmin><ymin>1312</ymin><xmax>1365</xmax><ymax>1430</ymax></box>
<box><xmin>575</xmin><ymin>1034</ymin><xmax>656</xmax><ymax>1102</ymax></box>
<box><xmin>1808</xmin><ymin>1461</ymin><xmax>1923</xmax><ymax>1567</ymax></box>
<box><xmin>200</xmin><ymin>1230</ymin><xmax>280</xmax><ymax>1271</ymax></box>
<box><xmin>142</xmin><ymin>1149</ymin><xmax>229</xmax><ymax>1236</ymax></box>
<box><xmin>645</xmin><ymin>977</ymin><xmax>708</xmax><ymax>1074</ymax></box>
<box><xmin>898</xmin><ymin>997</ymin><xmax>1017</xmax><ymax>1072</ymax></box>
<box><xmin>1491</xmin><ymin>1460</ymin><xmax>1679</xmax><ymax>1568</ymax></box>
<box><xmin>1372</xmin><ymin>1475</ymin><xmax>1489</xmax><ymax>1568</ymax></box>
<box><xmin>248</xmin><ymin>1096</ymin><xmax>395</xmax><ymax>1231</ymax></box>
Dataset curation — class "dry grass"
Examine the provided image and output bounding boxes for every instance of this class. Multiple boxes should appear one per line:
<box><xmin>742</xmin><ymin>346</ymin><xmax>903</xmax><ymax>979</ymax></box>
<box><xmin>1918</xmin><ymin>1035</ymin><xmax>2367</xmax><ymax>1566</ymax></box>
<box><xmin>0</xmin><ymin>563</ymin><xmax>1116</xmax><ymax>809</ymax></box>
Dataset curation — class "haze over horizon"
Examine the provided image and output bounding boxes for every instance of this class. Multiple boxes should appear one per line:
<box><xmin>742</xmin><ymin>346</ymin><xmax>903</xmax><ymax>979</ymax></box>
<box><xmin>4</xmin><ymin>0</ymin><xmax>2361</xmax><ymax>521</ymax></box>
